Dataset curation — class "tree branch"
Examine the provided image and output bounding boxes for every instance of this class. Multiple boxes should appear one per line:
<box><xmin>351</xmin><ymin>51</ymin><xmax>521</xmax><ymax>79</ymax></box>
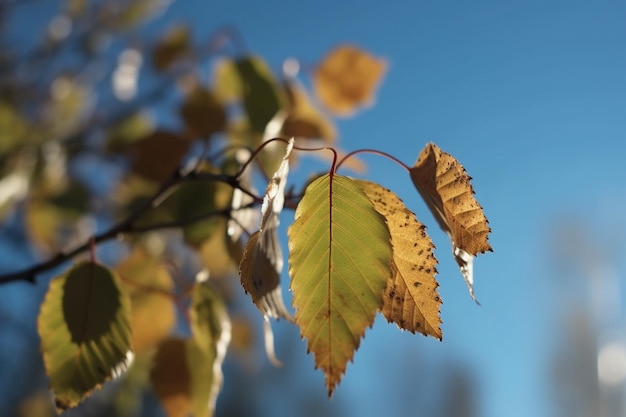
<box><xmin>0</xmin><ymin>167</ymin><xmax>261</xmax><ymax>285</ymax></box>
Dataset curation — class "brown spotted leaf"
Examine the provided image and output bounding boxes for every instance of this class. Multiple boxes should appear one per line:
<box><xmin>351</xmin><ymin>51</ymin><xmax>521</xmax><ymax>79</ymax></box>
<box><xmin>357</xmin><ymin>180</ymin><xmax>442</xmax><ymax>339</ymax></box>
<box><xmin>409</xmin><ymin>142</ymin><xmax>492</xmax><ymax>301</ymax></box>
<box><xmin>312</xmin><ymin>44</ymin><xmax>387</xmax><ymax>117</ymax></box>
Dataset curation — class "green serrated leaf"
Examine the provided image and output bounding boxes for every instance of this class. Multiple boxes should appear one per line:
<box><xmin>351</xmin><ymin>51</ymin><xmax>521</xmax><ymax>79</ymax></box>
<box><xmin>38</xmin><ymin>261</ymin><xmax>132</xmax><ymax>411</ymax></box>
<box><xmin>288</xmin><ymin>174</ymin><xmax>393</xmax><ymax>395</ymax></box>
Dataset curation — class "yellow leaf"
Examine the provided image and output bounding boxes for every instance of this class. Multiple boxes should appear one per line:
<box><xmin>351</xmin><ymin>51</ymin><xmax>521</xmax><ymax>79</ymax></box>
<box><xmin>312</xmin><ymin>44</ymin><xmax>387</xmax><ymax>117</ymax></box>
<box><xmin>116</xmin><ymin>247</ymin><xmax>176</xmax><ymax>355</ymax></box>
<box><xmin>409</xmin><ymin>142</ymin><xmax>492</xmax><ymax>301</ymax></box>
<box><xmin>357</xmin><ymin>180</ymin><xmax>442</xmax><ymax>339</ymax></box>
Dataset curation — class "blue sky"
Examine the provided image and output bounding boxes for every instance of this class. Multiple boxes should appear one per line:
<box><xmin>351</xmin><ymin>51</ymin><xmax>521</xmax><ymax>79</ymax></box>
<box><xmin>2</xmin><ymin>1</ymin><xmax>625</xmax><ymax>416</ymax></box>
<box><xmin>165</xmin><ymin>1</ymin><xmax>625</xmax><ymax>416</ymax></box>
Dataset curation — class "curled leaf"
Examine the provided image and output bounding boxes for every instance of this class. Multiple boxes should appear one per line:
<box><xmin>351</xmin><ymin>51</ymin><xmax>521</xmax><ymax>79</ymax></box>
<box><xmin>239</xmin><ymin>139</ymin><xmax>294</xmax><ymax>321</ymax></box>
<box><xmin>409</xmin><ymin>142</ymin><xmax>492</xmax><ymax>301</ymax></box>
<box><xmin>357</xmin><ymin>180</ymin><xmax>442</xmax><ymax>339</ymax></box>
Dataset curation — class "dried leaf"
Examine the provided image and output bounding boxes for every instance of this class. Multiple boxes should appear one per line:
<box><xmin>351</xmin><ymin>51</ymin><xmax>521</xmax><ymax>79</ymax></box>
<box><xmin>357</xmin><ymin>180</ymin><xmax>442</xmax><ymax>339</ymax></box>
<box><xmin>312</xmin><ymin>44</ymin><xmax>387</xmax><ymax>117</ymax></box>
<box><xmin>409</xmin><ymin>142</ymin><xmax>492</xmax><ymax>301</ymax></box>
<box><xmin>239</xmin><ymin>139</ymin><xmax>294</xmax><ymax>321</ymax></box>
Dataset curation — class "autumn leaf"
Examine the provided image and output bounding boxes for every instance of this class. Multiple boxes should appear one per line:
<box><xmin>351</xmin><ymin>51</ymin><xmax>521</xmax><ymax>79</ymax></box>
<box><xmin>38</xmin><ymin>262</ymin><xmax>133</xmax><ymax>411</ymax></box>
<box><xmin>312</xmin><ymin>44</ymin><xmax>387</xmax><ymax>117</ymax></box>
<box><xmin>281</xmin><ymin>78</ymin><xmax>337</xmax><ymax>142</ymax></box>
<box><xmin>409</xmin><ymin>142</ymin><xmax>492</xmax><ymax>301</ymax></box>
<box><xmin>116</xmin><ymin>246</ymin><xmax>176</xmax><ymax>355</ymax></box>
<box><xmin>130</xmin><ymin>130</ymin><xmax>191</xmax><ymax>182</ymax></box>
<box><xmin>239</xmin><ymin>139</ymin><xmax>293</xmax><ymax>321</ymax></box>
<box><xmin>288</xmin><ymin>174</ymin><xmax>393</xmax><ymax>395</ymax></box>
<box><xmin>179</xmin><ymin>86</ymin><xmax>227</xmax><ymax>138</ymax></box>
<box><xmin>152</xmin><ymin>24</ymin><xmax>191</xmax><ymax>71</ymax></box>
<box><xmin>356</xmin><ymin>180</ymin><xmax>442</xmax><ymax>339</ymax></box>
<box><xmin>150</xmin><ymin>282</ymin><xmax>230</xmax><ymax>417</ymax></box>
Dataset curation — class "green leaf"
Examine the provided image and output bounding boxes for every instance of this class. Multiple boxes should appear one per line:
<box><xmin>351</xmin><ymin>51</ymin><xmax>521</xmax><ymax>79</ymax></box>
<box><xmin>38</xmin><ymin>261</ymin><xmax>133</xmax><ymax>411</ymax></box>
<box><xmin>288</xmin><ymin>174</ymin><xmax>393</xmax><ymax>395</ymax></box>
<box><xmin>234</xmin><ymin>56</ymin><xmax>286</xmax><ymax>133</ymax></box>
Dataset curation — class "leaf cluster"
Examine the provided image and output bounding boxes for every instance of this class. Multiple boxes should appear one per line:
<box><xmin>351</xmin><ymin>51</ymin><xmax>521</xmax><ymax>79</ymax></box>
<box><xmin>0</xmin><ymin>2</ymin><xmax>492</xmax><ymax>415</ymax></box>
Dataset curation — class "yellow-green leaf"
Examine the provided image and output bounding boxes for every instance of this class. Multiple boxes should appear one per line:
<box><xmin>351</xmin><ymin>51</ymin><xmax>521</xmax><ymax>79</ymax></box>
<box><xmin>38</xmin><ymin>261</ymin><xmax>132</xmax><ymax>411</ymax></box>
<box><xmin>288</xmin><ymin>174</ymin><xmax>393</xmax><ymax>395</ymax></box>
<box><xmin>356</xmin><ymin>180</ymin><xmax>442</xmax><ymax>339</ymax></box>
<box><xmin>409</xmin><ymin>142</ymin><xmax>492</xmax><ymax>301</ymax></box>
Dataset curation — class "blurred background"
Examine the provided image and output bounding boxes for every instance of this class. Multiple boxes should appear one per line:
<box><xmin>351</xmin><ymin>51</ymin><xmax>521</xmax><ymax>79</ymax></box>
<box><xmin>1</xmin><ymin>1</ymin><xmax>625</xmax><ymax>417</ymax></box>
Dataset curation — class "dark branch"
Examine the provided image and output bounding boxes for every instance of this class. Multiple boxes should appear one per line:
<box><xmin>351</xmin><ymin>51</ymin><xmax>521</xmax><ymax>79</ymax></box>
<box><xmin>0</xmin><ymin>167</ymin><xmax>262</xmax><ymax>285</ymax></box>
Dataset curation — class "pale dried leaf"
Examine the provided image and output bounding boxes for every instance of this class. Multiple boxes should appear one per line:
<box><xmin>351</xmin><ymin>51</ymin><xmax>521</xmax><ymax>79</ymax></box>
<box><xmin>239</xmin><ymin>139</ymin><xmax>294</xmax><ymax>321</ymax></box>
